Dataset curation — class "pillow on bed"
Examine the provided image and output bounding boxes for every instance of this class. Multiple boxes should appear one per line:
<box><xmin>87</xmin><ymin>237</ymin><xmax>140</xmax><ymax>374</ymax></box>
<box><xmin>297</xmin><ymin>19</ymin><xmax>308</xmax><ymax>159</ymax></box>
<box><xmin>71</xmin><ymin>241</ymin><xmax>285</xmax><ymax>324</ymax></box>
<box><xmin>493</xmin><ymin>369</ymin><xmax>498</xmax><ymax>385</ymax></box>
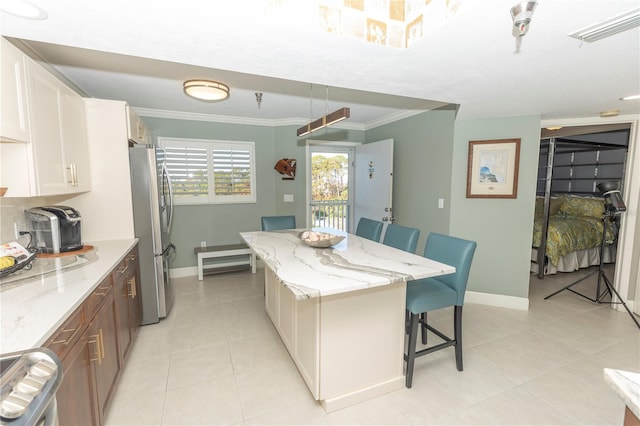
<box><xmin>534</xmin><ymin>196</ymin><xmax>564</xmax><ymax>216</ymax></box>
<box><xmin>558</xmin><ymin>195</ymin><xmax>605</xmax><ymax>219</ymax></box>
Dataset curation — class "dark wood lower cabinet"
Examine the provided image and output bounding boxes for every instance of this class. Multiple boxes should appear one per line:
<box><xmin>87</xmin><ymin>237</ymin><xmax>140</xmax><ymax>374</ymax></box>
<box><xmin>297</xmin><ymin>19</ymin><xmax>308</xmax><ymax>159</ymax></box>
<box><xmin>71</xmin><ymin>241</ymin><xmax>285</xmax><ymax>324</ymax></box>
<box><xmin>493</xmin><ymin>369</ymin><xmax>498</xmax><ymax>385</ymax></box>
<box><xmin>56</xmin><ymin>331</ymin><xmax>97</xmax><ymax>426</ymax></box>
<box><xmin>114</xmin><ymin>247</ymin><xmax>141</xmax><ymax>365</ymax></box>
<box><xmin>90</xmin><ymin>292</ymin><xmax>120</xmax><ymax>424</ymax></box>
<box><xmin>49</xmin><ymin>244</ymin><xmax>140</xmax><ymax>426</ymax></box>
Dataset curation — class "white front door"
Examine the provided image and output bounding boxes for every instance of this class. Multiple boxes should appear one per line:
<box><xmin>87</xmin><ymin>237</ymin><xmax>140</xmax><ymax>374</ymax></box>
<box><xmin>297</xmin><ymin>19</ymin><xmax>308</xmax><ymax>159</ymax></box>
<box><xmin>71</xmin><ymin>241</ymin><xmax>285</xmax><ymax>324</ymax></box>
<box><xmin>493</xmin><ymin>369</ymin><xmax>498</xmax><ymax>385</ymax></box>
<box><xmin>354</xmin><ymin>139</ymin><xmax>394</xmax><ymax>235</ymax></box>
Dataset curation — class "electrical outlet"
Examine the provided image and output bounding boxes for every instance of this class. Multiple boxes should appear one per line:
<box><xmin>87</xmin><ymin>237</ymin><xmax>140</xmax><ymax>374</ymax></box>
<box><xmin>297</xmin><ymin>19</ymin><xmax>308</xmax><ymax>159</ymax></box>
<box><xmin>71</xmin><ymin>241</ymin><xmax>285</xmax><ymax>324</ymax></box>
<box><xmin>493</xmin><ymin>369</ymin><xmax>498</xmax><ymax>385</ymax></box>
<box><xmin>14</xmin><ymin>223</ymin><xmax>20</xmax><ymax>240</ymax></box>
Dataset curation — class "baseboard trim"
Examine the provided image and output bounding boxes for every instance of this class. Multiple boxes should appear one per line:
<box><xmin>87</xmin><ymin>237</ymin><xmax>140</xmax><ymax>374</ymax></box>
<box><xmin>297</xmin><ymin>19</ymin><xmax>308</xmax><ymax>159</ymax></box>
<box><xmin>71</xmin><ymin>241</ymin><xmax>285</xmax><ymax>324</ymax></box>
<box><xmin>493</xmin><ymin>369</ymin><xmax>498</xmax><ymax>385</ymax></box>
<box><xmin>170</xmin><ymin>266</ymin><xmax>198</xmax><ymax>278</ymax></box>
<box><xmin>465</xmin><ymin>291</ymin><xmax>529</xmax><ymax>310</ymax></box>
<box><xmin>169</xmin><ymin>262</ymin><xmax>264</xmax><ymax>279</ymax></box>
<box><xmin>169</xmin><ymin>268</ymin><xmax>530</xmax><ymax>310</ymax></box>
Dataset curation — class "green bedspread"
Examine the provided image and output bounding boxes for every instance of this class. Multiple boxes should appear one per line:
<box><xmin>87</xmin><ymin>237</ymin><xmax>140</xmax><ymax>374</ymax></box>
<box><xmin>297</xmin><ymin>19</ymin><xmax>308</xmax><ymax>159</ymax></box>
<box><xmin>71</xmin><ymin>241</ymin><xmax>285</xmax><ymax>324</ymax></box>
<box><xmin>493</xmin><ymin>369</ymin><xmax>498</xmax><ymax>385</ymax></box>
<box><xmin>532</xmin><ymin>216</ymin><xmax>613</xmax><ymax>266</ymax></box>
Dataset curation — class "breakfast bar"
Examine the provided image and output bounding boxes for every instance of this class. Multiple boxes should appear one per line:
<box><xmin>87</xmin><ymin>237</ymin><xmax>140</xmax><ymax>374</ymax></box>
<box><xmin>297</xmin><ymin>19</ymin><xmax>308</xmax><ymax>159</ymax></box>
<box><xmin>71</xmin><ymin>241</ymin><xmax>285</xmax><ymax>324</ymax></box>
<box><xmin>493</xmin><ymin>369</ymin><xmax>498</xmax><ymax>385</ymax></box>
<box><xmin>240</xmin><ymin>229</ymin><xmax>455</xmax><ymax>412</ymax></box>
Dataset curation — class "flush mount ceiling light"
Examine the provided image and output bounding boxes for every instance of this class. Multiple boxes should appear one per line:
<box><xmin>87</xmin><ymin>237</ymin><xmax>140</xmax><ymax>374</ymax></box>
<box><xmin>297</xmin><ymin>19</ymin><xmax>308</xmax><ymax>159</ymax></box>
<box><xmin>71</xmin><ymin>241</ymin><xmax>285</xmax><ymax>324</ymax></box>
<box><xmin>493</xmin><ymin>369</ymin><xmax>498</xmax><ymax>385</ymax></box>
<box><xmin>510</xmin><ymin>1</ymin><xmax>538</xmax><ymax>36</ymax></box>
<box><xmin>1</xmin><ymin>0</ymin><xmax>47</xmax><ymax>19</ymax></box>
<box><xmin>569</xmin><ymin>8</ymin><xmax>640</xmax><ymax>43</ymax></box>
<box><xmin>183</xmin><ymin>80</ymin><xmax>230</xmax><ymax>102</ymax></box>
<box><xmin>620</xmin><ymin>94</ymin><xmax>640</xmax><ymax>101</ymax></box>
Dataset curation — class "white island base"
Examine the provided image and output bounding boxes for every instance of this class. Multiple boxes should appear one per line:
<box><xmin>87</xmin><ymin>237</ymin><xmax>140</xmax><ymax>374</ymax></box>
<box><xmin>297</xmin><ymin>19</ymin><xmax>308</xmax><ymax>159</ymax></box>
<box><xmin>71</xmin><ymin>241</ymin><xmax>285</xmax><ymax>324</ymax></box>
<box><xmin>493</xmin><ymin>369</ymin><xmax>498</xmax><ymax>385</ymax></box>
<box><xmin>264</xmin><ymin>267</ymin><xmax>406</xmax><ymax>412</ymax></box>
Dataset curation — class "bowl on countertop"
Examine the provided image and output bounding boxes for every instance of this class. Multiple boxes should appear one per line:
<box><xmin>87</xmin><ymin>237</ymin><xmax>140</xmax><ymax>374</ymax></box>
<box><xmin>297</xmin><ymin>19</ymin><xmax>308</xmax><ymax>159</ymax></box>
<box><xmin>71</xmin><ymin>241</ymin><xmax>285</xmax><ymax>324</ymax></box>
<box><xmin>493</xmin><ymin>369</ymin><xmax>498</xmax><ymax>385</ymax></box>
<box><xmin>298</xmin><ymin>231</ymin><xmax>345</xmax><ymax>248</ymax></box>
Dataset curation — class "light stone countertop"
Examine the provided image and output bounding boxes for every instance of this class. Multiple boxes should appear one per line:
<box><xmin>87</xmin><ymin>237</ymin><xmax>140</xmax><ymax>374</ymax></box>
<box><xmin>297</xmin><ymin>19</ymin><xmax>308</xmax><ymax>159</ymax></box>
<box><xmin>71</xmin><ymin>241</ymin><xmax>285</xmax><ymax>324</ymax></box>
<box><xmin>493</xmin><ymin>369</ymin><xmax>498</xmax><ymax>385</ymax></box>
<box><xmin>604</xmin><ymin>368</ymin><xmax>640</xmax><ymax>419</ymax></box>
<box><xmin>0</xmin><ymin>239</ymin><xmax>137</xmax><ymax>354</ymax></box>
<box><xmin>240</xmin><ymin>229</ymin><xmax>455</xmax><ymax>299</ymax></box>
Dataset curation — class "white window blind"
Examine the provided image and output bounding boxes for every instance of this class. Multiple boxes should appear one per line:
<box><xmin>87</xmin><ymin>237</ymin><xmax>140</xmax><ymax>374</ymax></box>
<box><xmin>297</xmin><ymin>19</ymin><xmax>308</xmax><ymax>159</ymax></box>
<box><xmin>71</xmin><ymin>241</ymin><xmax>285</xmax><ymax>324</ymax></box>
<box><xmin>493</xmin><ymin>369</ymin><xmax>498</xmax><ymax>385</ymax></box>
<box><xmin>212</xmin><ymin>148</ymin><xmax>252</xmax><ymax>197</ymax></box>
<box><xmin>158</xmin><ymin>137</ymin><xmax>256</xmax><ymax>205</ymax></box>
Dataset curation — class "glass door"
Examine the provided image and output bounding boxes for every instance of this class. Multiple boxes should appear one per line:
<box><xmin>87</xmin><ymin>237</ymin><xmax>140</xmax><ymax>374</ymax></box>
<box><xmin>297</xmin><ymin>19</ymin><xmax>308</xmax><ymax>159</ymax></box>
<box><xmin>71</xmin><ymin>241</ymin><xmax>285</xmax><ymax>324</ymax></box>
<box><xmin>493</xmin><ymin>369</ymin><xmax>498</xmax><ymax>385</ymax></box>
<box><xmin>308</xmin><ymin>146</ymin><xmax>353</xmax><ymax>232</ymax></box>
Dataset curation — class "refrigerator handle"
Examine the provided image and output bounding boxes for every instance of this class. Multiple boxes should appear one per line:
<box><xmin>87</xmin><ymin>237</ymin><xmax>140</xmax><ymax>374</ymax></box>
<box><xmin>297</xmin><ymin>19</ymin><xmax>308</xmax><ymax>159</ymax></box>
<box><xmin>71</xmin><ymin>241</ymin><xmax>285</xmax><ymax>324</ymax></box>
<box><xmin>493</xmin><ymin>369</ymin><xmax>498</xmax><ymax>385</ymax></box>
<box><xmin>162</xmin><ymin>163</ymin><xmax>174</xmax><ymax>233</ymax></box>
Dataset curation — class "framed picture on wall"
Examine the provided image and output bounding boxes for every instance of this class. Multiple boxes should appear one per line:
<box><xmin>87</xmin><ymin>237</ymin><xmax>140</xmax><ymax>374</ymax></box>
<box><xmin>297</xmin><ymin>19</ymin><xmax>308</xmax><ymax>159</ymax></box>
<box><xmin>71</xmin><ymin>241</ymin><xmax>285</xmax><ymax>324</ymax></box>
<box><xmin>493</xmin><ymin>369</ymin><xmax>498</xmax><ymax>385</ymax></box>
<box><xmin>466</xmin><ymin>138</ymin><xmax>521</xmax><ymax>198</ymax></box>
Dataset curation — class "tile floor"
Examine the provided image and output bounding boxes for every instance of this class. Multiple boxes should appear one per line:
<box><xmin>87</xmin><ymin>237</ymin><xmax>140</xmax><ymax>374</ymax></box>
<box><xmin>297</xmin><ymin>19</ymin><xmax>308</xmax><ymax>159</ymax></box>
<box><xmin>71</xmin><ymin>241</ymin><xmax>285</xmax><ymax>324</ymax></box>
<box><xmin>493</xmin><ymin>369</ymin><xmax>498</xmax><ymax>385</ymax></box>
<box><xmin>105</xmin><ymin>266</ymin><xmax>639</xmax><ymax>425</ymax></box>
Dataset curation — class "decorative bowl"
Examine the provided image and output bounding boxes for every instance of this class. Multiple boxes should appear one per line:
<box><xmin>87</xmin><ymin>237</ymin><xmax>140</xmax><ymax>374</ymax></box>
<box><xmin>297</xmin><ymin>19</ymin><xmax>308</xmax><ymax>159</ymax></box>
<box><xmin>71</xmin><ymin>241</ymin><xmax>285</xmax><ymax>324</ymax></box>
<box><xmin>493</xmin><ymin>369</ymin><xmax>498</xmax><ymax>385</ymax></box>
<box><xmin>298</xmin><ymin>231</ymin><xmax>345</xmax><ymax>248</ymax></box>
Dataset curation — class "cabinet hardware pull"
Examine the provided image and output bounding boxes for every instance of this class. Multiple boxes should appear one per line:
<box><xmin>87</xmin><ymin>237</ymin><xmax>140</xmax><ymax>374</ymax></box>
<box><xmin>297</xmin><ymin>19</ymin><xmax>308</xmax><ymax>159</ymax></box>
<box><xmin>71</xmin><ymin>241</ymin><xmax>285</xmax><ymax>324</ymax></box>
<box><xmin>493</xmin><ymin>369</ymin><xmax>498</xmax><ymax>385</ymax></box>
<box><xmin>51</xmin><ymin>326</ymin><xmax>81</xmax><ymax>346</ymax></box>
<box><xmin>94</xmin><ymin>285</ymin><xmax>110</xmax><ymax>296</ymax></box>
<box><xmin>132</xmin><ymin>277</ymin><xmax>137</xmax><ymax>298</ymax></box>
<box><xmin>66</xmin><ymin>164</ymin><xmax>78</xmax><ymax>186</ymax></box>
<box><xmin>89</xmin><ymin>336</ymin><xmax>101</xmax><ymax>365</ymax></box>
<box><xmin>66</xmin><ymin>165</ymin><xmax>74</xmax><ymax>185</ymax></box>
<box><xmin>98</xmin><ymin>329</ymin><xmax>105</xmax><ymax>360</ymax></box>
<box><xmin>117</xmin><ymin>265</ymin><xmax>127</xmax><ymax>274</ymax></box>
<box><xmin>126</xmin><ymin>254</ymin><xmax>136</xmax><ymax>261</ymax></box>
<box><xmin>127</xmin><ymin>278</ymin><xmax>135</xmax><ymax>298</ymax></box>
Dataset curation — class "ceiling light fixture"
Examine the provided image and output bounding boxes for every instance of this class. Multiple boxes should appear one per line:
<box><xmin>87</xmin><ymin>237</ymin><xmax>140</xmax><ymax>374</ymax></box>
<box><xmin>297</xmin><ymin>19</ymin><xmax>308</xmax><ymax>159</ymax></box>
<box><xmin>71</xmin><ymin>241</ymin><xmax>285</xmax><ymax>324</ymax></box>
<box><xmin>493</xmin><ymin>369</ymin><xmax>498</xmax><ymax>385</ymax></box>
<box><xmin>297</xmin><ymin>108</ymin><xmax>350</xmax><ymax>137</ymax></box>
<box><xmin>1</xmin><ymin>0</ymin><xmax>47</xmax><ymax>19</ymax></box>
<box><xmin>297</xmin><ymin>85</ymin><xmax>350</xmax><ymax>137</ymax></box>
<box><xmin>620</xmin><ymin>94</ymin><xmax>640</xmax><ymax>101</ymax></box>
<box><xmin>600</xmin><ymin>110</ymin><xmax>620</xmax><ymax>118</ymax></box>
<box><xmin>545</xmin><ymin>126</ymin><xmax>563</xmax><ymax>131</ymax></box>
<box><xmin>183</xmin><ymin>80</ymin><xmax>230</xmax><ymax>102</ymax></box>
<box><xmin>569</xmin><ymin>8</ymin><xmax>640</xmax><ymax>43</ymax></box>
<box><xmin>510</xmin><ymin>1</ymin><xmax>538</xmax><ymax>36</ymax></box>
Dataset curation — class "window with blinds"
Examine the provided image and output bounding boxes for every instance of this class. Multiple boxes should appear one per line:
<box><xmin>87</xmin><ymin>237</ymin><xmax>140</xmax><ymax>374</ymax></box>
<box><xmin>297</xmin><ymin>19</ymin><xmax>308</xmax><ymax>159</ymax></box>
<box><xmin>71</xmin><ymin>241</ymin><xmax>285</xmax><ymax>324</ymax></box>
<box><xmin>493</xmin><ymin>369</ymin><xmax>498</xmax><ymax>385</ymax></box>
<box><xmin>158</xmin><ymin>137</ymin><xmax>256</xmax><ymax>204</ymax></box>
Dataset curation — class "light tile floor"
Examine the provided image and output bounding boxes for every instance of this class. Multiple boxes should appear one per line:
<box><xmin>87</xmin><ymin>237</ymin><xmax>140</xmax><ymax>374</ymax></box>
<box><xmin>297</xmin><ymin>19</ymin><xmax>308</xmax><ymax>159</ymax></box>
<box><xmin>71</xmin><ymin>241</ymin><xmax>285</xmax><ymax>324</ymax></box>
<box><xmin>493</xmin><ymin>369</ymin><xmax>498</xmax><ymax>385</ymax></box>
<box><xmin>105</xmin><ymin>266</ymin><xmax>639</xmax><ymax>425</ymax></box>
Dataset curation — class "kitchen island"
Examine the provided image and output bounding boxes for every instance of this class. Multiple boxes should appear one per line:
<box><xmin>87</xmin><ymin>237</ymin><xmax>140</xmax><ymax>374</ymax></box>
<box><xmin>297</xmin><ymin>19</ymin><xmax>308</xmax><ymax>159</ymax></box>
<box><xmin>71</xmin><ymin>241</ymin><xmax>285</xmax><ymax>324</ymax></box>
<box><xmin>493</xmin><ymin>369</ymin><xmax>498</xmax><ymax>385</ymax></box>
<box><xmin>241</xmin><ymin>229</ymin><xmax>455</xmax><ymax>412</ymax></box>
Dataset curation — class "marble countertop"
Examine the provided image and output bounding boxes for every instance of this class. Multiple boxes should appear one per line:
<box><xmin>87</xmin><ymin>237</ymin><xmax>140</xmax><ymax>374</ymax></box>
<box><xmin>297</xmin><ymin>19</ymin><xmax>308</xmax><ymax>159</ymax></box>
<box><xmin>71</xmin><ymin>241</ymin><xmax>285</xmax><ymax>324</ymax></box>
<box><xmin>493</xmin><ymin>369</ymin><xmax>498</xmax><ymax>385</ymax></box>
<box><xmin>604</xmin><ymin>368</ymin><xmax>640</xmax><ymax>419</ymax></box>
<box><xmin>240</xmin><ymin>229</ymin><xmax>455</xmax><ymax>299</ymax></box>
<box><xmin>0</xmin><ymin>239</ymin><xmax>138</xmax><ymax>354</ymax></box>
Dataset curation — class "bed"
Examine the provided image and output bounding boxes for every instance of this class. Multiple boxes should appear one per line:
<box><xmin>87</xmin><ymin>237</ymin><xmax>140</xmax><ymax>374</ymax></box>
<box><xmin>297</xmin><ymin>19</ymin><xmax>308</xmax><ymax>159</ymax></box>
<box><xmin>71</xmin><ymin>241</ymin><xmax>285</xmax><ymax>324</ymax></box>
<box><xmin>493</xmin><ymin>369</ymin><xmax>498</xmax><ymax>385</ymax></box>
<box><xmin>532</xmin><ymin>133</ymin><xmax>628</xmax><ymax>278</ymax></box>
<box><xmin>531</xmin><ymin>195</ymin><xmax>615</xmax><ymax>276</ymax></box>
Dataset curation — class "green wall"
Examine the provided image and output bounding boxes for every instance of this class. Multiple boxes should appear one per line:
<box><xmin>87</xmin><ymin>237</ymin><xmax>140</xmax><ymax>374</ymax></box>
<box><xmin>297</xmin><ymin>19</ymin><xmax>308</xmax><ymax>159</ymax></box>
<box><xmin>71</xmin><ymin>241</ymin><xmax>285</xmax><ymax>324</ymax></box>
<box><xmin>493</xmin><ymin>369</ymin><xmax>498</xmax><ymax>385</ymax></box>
<box><xmin>145</xmin><ymin>112</ymin><xmax>543</xmax><ymax>306</ymax></box>
<box><xmin>272</xmin><ymin>125</ymin><xmax>366</xmax><ymax>227</ymax></box>
<box><xmin>143</xmin><ymin>117</ymin><xmax>278</xmax><ymax>268</ymax></box>
<box><xmin>144</xmin><ymin>118</ymin><xmax>366</xmax><ymax>268</ymax></box>
<box><xmin>450</xmin><ymin>115</ymin><xmax>541</xmax><ymax>299</ymax></box>
<box><xmin>365</xmin><ymin>109</ymin><xmax>457</xmax><ymax>253</ymax></box>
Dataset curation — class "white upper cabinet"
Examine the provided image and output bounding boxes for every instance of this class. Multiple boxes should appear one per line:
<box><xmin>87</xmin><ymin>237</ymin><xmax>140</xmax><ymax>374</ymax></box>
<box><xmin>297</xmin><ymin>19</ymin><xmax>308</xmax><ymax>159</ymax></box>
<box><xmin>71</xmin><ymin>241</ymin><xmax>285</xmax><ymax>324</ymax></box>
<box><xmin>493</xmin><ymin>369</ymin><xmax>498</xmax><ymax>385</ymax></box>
<box><xmin>59</xmin><ymin>85</ymin><xmax>90</xmax><ymax>193</ymax></box>
<box><xmin>1</xmin><ymin>38</ymin><xmax>31</xmax><ymax>143</ymax></box>
<box><xmin>0</xmin><ymin>38</ymin><xmax>90</xmax><ymax>196</ymax></box>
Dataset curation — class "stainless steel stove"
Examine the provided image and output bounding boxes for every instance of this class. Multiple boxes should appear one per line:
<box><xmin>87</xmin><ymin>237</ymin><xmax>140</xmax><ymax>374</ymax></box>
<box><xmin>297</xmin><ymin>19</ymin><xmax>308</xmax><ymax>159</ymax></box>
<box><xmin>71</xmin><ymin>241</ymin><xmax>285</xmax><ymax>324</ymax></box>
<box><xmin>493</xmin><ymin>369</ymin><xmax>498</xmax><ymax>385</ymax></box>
<box><xmin>0</xmin><ymin>348</ymin><xmax>62</xmax><ymax>426</ymax></box>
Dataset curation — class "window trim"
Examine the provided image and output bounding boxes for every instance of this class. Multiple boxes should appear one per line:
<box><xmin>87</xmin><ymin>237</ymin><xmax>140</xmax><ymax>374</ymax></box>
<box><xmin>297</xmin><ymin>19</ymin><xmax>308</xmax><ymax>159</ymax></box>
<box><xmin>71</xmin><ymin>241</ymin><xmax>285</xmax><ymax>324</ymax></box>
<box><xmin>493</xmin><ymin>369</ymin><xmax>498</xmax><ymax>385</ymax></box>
<box><xmin>158</xmin><ymin>137</ymin><xmax>256</xmax><ymax>205</ymax></box>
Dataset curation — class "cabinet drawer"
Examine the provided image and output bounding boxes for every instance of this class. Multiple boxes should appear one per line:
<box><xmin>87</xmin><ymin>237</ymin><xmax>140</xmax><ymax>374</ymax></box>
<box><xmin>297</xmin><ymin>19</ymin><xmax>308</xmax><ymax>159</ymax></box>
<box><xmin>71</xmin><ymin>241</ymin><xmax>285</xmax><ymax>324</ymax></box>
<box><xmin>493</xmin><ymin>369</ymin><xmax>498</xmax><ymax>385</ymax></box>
<box><xmin>112</xmin><ymin>247</ymin><xmax>138</xmax><ymax>282</ymax></box>
<box><xmin>46</xmin><ymin>304</ymin><xmax>85</xmax><ymax>359</ymax></box>
<box><xmin>85</xmin><ymin>276</ymin><xmax>113</xmax><ymax>320</ymax></box>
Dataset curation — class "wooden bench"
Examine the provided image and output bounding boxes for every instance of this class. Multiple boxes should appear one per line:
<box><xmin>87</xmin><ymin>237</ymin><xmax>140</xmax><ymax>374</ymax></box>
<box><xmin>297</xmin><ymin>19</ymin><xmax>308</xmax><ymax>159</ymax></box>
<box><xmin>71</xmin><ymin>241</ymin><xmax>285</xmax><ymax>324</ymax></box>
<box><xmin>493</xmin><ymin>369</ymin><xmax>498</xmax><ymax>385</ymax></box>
<box><xmin>194</xmin><ymin>244</ymin><xmax>256</xmax><ymax>280</ymax></box>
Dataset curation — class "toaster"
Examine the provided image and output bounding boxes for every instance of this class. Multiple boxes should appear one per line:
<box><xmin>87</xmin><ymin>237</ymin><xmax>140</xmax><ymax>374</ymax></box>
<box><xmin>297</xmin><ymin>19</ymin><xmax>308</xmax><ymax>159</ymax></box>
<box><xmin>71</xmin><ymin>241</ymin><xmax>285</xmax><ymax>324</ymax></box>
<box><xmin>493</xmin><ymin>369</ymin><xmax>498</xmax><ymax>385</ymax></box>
<box><xmin>26</xmin><ymin>206</ymin><xmax>83</xmax><ymax>254</ymax></box>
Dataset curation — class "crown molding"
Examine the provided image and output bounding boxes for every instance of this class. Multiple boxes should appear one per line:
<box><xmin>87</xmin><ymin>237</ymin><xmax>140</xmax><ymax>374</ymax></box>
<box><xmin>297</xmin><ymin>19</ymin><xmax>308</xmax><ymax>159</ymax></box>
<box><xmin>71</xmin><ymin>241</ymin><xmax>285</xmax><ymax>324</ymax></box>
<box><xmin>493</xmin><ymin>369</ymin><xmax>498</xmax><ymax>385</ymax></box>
<box><xmin>364</xmin><ymin>109</ymin><xmax>430</xmax><ymax>130</ymax></box>
<box><xmin>131</xmin><ymin>107</ymin><xmax>426</xmax><ymax>132</ymax></box>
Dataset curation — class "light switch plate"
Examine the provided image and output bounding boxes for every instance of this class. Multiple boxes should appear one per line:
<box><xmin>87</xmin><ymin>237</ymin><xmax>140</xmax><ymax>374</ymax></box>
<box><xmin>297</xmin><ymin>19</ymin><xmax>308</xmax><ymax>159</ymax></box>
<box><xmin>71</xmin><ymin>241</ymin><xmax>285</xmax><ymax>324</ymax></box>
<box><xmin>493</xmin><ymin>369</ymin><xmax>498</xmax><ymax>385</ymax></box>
<box><xmin>284</xmin><ymin>194</ymin><xmax>294</xmax><ymax>202</ymax></box>
<box><xmin>438</xmin><ymin>198</ymin><xmax>445</xmax><ymax>209</ymax></box>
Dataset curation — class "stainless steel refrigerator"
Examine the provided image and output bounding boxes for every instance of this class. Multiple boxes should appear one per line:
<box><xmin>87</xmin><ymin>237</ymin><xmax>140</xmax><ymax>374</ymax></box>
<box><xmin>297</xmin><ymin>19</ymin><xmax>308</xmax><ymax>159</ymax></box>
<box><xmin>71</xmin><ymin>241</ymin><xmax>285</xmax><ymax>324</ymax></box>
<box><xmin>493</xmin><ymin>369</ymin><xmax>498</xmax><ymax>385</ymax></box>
<box><xmin>129</xmin><ymin>145</ymin><xmax>175</xmax><ymax>324</ymax></box>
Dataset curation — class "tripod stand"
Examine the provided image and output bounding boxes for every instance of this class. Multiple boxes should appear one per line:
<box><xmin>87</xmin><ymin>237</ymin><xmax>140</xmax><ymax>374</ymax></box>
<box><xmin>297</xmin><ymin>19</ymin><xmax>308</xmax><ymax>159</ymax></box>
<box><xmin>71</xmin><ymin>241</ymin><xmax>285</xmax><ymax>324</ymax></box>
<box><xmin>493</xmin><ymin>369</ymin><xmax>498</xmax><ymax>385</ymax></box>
<box><xmin>544</xmin><ymin>210</ymin><xmax>640</xmax><ymax>329</ymax></box>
